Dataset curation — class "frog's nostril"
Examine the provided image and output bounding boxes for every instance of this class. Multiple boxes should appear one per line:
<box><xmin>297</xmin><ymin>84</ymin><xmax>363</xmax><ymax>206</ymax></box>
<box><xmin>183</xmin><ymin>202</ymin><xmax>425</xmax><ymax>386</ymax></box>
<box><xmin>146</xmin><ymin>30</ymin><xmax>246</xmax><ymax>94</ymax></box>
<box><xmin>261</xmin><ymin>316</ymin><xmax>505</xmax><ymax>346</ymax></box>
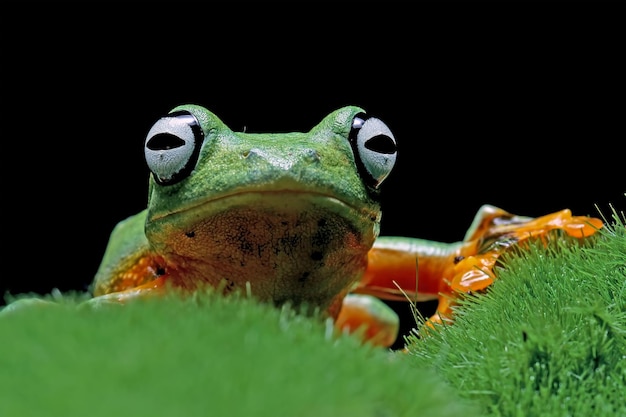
<box><xmin>243</xmin><ymin>149</ymin><xmax>263</xmax><ymax>159</ymax></box>
<box><xmin>303</xmin><ymin>149</ymin><xmax>320</xmax><ymax>163</ymax></box>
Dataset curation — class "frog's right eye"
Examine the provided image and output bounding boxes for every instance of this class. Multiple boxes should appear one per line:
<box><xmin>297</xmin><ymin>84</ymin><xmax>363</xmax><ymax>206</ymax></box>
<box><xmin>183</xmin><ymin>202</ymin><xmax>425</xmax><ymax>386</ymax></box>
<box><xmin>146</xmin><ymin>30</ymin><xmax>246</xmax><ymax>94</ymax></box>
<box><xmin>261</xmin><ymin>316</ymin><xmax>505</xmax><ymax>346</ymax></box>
<box><xmin>144</xmin><ymin>110</ymin><xmax>204</xmax><ymax>185</ymax></box>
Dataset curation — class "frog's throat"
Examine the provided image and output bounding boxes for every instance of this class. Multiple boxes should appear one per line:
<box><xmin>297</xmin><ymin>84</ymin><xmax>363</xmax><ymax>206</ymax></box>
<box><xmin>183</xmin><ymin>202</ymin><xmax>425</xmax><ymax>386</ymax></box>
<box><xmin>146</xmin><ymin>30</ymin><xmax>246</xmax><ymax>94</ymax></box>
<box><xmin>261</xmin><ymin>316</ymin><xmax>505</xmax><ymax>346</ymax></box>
<box><xmin>144</xmin><ymin>191</ymin><xmax>381</xmax><ymax>311</ymax></box>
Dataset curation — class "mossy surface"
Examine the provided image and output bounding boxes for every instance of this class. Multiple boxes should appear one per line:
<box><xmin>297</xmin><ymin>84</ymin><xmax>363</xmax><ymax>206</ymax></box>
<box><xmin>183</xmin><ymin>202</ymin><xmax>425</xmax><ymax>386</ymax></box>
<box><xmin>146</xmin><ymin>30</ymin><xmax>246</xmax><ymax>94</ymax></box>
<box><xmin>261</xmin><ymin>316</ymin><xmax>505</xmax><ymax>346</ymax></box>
<box><xmin>0</xmin><ymin>289</ymin><xmax>477</xmax><ymax>417</ymax></box>
<box><xmin>407</xmin><ymin>206</ymin><xmax>626</xmax><ymax>417</ymax></box>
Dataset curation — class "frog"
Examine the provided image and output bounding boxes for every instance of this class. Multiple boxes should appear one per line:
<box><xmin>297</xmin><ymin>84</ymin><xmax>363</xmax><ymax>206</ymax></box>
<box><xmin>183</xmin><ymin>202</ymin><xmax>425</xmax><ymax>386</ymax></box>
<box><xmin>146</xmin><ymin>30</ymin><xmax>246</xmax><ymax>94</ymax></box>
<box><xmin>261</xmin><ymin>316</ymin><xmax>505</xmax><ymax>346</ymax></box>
<box><xmin>90</xmin><ymin>104</ymin><xmax>401</xmax><ymax>346</ymax></box>
<box><xmin>73</xmin><ymin>105</ymin><xmax>606</xmax><ymax>347</ymax></box>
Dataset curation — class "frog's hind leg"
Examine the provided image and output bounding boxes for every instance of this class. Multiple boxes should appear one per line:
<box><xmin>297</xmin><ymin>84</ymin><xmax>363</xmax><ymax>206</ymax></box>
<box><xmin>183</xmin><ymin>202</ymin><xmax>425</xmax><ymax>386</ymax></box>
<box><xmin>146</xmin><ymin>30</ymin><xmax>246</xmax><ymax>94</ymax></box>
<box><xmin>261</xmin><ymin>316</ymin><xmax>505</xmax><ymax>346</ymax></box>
<box><xmin>462</xmin><ymin>204</ymin><xmax>533</xmax><ymax>242</ymax></box>
<box><xmin>464</xmin><ymin>204</ymin><xmax>603</xmax><ymax>245</ymax></box>
<box><xmin>334</xmin><ymin>293</ymin><xmax>400</xmax><ymax>348</ymax></box>
<box><xmin>431</xmin><ymin>206</ymin><xmax>604</xmax><ymax>325</ymax></box>
<box><xmin>441</xmin><ymin>207</ymin><xmax>604</xmax><ymax>312</ymax></box>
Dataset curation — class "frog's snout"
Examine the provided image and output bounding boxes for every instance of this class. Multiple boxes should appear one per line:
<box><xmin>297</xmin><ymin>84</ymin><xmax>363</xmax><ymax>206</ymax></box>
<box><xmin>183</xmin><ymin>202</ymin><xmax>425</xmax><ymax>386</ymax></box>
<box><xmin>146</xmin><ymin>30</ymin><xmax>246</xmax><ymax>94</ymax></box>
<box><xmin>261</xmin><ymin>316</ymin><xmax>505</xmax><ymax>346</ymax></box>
<box><xmin>243</xmin><ymin>147</ymin><xmax>321</xmax><ymax>171</ymax></box>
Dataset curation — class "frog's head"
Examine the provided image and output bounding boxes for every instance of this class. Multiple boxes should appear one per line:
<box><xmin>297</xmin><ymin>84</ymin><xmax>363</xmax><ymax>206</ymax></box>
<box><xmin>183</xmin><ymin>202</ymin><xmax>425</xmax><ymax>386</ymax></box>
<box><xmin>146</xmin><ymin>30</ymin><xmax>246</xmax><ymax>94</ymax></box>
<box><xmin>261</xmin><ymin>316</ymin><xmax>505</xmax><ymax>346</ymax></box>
<box><xmin>142</xmin><ymin>105</ymin><xmax>397</xmax><ymax>313</ymax></box>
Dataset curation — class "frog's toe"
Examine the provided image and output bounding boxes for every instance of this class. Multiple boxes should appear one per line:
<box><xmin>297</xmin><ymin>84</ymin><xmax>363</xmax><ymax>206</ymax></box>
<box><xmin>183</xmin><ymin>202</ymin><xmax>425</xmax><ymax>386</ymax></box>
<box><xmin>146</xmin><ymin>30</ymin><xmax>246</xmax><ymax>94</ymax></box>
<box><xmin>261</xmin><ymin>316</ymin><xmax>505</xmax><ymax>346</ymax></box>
<box><xmin>79</xmin><ymin>293</ymin><xmax>127</xmax><ymax>310</ymax></box>
<box><xmin>335</xmin><ymin>293</ymin><xmax>400</xmax><ymax>348</ymax></box>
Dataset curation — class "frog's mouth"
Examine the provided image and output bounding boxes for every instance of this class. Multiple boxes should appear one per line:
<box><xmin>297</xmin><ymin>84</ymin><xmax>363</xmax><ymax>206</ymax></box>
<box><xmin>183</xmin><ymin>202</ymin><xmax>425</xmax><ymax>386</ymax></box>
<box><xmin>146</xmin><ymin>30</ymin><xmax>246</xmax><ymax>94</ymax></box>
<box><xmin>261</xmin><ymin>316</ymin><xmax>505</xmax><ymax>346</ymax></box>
<box><xmin>149</xmin><ymin>189</ymin><xmax>380</xmax><ymax>224</ymax></box>
<box><xmin>145</xmin><ymin>190</ymin><xmax>381</xmax><ymax>311</ymax></box>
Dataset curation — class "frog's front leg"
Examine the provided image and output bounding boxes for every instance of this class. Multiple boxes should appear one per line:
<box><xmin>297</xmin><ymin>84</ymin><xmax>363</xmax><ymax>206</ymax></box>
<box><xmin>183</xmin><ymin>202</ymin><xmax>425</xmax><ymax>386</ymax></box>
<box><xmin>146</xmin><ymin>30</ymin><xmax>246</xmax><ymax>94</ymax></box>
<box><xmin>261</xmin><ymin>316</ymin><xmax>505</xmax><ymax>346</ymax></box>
<box><xmin>86</xmin><ymin>277</ymin><xmax>168</xmax><ymax>307</ymax></box>
<box><xmin>87</xmin><ymin>210</ymin><xmax>172</xmax><ymax>305</ymax></box>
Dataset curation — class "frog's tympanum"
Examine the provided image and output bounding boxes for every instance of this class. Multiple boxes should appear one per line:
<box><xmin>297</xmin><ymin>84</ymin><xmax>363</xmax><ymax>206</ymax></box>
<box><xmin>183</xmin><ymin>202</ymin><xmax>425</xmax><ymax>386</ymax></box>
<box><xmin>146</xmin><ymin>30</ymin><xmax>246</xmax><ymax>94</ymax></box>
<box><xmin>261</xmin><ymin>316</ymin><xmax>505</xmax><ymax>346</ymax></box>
<box><xmin>90</xmin><ymin>105</ymin><xmax>603</xmax><ymax>348</ymax></box>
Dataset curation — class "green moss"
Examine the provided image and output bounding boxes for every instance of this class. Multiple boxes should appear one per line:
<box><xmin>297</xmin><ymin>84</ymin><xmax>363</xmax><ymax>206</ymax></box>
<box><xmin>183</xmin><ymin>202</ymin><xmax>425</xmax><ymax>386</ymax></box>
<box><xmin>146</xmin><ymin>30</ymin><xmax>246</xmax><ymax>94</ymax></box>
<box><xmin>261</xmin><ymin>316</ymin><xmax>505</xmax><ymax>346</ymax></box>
<box><xmin>0</xmin><ymin>290</ymin><xmax>477</xmax><ymax>417</ymax></box>
<box><xmin>407</xmin><ymin>206</ymin><xmax>626</xmax><ymax>417</ymax></box>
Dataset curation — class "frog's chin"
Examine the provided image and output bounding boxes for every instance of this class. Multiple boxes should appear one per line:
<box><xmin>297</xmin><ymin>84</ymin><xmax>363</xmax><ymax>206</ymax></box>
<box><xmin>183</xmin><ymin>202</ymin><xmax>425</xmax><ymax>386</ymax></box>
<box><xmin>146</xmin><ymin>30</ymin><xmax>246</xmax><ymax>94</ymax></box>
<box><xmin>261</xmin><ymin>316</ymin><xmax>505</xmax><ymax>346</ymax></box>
<box><xmin>145</xmin><ymin>191</ymin><xmax>381</xmax><ymax>311</ymax></box>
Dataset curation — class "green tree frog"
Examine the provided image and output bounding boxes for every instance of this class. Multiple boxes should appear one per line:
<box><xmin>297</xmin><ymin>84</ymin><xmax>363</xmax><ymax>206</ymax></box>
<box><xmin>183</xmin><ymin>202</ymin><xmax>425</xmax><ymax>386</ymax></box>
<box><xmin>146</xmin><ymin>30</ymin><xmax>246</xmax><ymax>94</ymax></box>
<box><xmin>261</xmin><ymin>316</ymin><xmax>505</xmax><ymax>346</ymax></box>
<box><xmin>89</xmin><ymin>105</ymin><xmax>602</xmax><ymax>347</ymax></box>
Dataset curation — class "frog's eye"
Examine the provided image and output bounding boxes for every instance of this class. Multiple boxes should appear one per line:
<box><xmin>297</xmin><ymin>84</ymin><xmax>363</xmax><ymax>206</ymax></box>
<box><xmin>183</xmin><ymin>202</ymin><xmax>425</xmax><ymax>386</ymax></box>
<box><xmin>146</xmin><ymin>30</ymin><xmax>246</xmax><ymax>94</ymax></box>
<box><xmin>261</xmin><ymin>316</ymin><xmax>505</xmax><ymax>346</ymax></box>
<box><xmin>144</xmin><ymin>110</ymin><xmax>204</xmax><ymax>185</ymax></box>
<box><xmin>349</xmin><ymin>114</ymin><xmax>397</xmax><ymax>188</ymax></box>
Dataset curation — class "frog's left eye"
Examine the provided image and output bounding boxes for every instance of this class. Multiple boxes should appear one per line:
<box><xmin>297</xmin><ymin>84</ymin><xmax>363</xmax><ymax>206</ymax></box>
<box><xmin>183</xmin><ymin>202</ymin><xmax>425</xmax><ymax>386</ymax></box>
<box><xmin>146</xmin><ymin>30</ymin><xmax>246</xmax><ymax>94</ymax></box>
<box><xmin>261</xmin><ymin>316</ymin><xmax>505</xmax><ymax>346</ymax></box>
<box><xmin>349</xmin><ymin>114</ymin><xmax>398</xmax><ymax>188</ymax></box>
<box><xmin>144</xmin><ymin>110</ymin><xmax>204</xmax><ymax>185</ymax></box>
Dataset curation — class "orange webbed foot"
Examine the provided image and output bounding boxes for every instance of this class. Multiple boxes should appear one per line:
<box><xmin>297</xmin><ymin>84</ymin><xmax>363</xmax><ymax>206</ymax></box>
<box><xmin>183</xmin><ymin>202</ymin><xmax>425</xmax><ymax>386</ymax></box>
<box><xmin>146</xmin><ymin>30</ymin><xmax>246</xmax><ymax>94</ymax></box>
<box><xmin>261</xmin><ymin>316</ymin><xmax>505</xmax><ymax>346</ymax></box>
<box><xmin>429</xmin><ymin>206</ymin><xmax>603</xmax><ymax>325</ymax></box>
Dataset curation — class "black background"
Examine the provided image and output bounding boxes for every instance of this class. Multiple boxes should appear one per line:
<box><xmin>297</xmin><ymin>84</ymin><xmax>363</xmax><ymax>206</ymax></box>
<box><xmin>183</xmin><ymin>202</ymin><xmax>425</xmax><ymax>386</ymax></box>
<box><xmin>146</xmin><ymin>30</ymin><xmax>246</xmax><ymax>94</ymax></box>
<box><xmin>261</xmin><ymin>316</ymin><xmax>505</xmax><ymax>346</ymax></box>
<box><xmin>3</xmin><ymin>4</ymin><xmax>623</xmax><ymax>329</ymax></box>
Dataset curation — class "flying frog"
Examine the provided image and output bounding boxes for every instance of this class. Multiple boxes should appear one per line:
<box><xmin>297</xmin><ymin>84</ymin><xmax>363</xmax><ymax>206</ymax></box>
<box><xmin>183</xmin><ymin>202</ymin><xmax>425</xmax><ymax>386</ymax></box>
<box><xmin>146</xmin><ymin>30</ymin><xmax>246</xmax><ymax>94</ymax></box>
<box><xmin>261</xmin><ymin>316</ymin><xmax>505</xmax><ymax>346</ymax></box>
<box><xmin>90</xmin><ymin>105</ymin><xmax>603</xmax><ymax>348</ymax></box>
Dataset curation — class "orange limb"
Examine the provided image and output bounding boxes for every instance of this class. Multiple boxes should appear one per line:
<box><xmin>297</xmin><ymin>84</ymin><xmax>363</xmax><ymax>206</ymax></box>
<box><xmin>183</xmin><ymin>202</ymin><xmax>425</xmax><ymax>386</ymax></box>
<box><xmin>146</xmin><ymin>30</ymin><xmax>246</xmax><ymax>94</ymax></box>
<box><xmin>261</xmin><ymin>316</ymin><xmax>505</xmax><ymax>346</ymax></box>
<box><xmin>92</xmin><ymin>251</ymin><xmax>169</xmax><ymax>297</ymax></box>
<box><xmin>89</xmin><ymin>276</ymin><xmax>169</xmax><ymax>305</ymax></box>
<box><xmin>355</xmin><ymin>206</ymin><xmax>603</xmax><ymax>326</ymax></box>
<box><xmin>335</xmin><ymin>294</ymin><xmax>400</xmax><ymax>347</ymax></box>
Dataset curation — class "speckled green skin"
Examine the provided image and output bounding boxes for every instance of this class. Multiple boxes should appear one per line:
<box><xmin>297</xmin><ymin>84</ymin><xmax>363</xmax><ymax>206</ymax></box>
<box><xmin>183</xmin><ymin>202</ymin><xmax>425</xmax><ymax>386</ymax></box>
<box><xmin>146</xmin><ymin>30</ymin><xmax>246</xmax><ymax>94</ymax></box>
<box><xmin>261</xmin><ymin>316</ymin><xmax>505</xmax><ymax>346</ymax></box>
<box><xmin>146</xmin><ymin>105</ymin><xmax>379</xmax><ymax>226</ymax></box>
